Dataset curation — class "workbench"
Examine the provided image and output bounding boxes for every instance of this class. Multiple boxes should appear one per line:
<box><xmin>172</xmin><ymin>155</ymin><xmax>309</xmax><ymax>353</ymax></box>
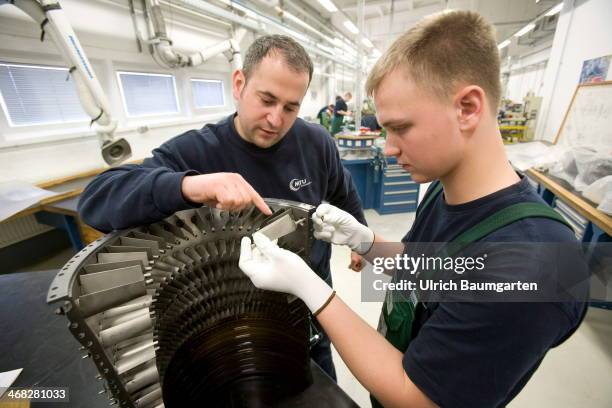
<box><xmin>3</xmin><ymin>164</ymin><xmax>129</xmax><ymax>251</ymax></box>
<box><xmin>0</xmin><ymin>270</ymin><xmax>359</xmax><ymax>408</ymax></box>
<box><xmin>526</xmin><ymin>169</ymin><xmax>612</xmax><ymax>237</ymax></box>
<box><xmin>525</xmin><ymin>168</ymin><xmax>611</xmax><ymax>309</ymax></box>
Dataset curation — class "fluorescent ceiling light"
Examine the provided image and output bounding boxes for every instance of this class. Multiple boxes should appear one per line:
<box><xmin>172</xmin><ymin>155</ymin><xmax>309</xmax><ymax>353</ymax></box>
<box><xmin>514</xmin><ymin>23</ymin><xmax>535</xmax><ymax>37</ymax></box>
<box><xmin>545</xmin><ymin>3</ymin><xmax>563</xmax><ymax>16</ymax></box>
<box><xmin>362</xmin><ymin>38</ymin><xmax>373</xmax><ymax>48</ymax></box>
<box><xmin>497</xmin><ymin>39</ymin><xmax>511</xmax><ymax>49</ymax></box>
<box><xmin>343</xmin><ymin>20</ymin><xmax>359</xmax><ymax>34</ymax></box>
<box><xmin>317</xmin><ymin>0</ymin><xmax>338</xmax><ymax>13</ymax></box>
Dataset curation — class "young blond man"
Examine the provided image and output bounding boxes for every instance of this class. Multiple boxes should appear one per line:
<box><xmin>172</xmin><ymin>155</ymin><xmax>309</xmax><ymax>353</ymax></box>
<box><xmin>240</xmin><ymin>10</ymin><xmax>587</xmax><ymax>408</ymax></box>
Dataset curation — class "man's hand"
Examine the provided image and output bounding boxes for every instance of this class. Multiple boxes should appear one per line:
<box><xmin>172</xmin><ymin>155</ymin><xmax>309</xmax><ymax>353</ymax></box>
<box><xmin>312</xmin><ymin>204</ymin><xmax>374</xmax><ymax>255</ymax></box>
<box><xmin>239</xmin><ymin>233</ymin><xmax>335</xmax><ymax>315</ymax></box>
<box><xmin>182</xmin><ymin>173</ymin><xmax>272</xmax><ymax>215</ymax></box>
<box><xmin>349</xmin><ymin>251</ymin><xmax>364</xmax><ymax>272</ymax></box>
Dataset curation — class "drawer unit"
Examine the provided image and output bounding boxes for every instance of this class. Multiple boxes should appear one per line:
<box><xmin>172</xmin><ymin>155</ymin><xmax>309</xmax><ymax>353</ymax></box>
<box><xmin>381</xmin><ymin>179</ymin><xmax>418</xmax><ymax>192</ymax></box>
<box><xmin>383</xmin><ymin>172</ymin><xmax>413</xmax><ymax>184</ymax></box>
<box><xmin>375</xmin><ymin>162</ymin><xmax>419</xmax><ymax>214</ymax></box>
<box><xmin>337</xmin><ymin>137</ymin><xmax>376</xmax><ymax>148</ymax></box>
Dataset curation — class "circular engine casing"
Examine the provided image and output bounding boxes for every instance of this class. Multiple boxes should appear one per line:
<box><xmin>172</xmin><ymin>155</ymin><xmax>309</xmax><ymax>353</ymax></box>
<box><xmin>47</xmin><ymin>200</ymin><xmax>316</xmax><ymax>408</ymax></box>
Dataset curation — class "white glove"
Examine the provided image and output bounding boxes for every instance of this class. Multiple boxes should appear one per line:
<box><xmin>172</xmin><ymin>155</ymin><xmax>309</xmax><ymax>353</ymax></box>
<box><xmin>312</xmin><ymin>204</ymin><xmax>375</xmax><ymax>255</ymax></box>
<box><xmin>239</xmin><ymin>233</ymin><xmax>336</xmax><ymax>315</ymax></box>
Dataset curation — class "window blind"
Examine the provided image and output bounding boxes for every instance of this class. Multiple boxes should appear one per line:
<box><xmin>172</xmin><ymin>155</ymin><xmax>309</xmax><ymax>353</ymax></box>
<box><xmin>0</xmin><ymin>63</ymin><xmax>88</xmax><ymax>126</ymax></box>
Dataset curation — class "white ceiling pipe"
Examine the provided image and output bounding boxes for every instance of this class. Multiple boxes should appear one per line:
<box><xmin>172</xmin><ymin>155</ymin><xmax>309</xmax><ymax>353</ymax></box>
<box><xmin>146</xmin><ymin>0</ymin><xmax>244</xmax><ymax>69</ymax></box>
<box><xmin>174</xmin><ymin>0</ymin><xmax>356</xmax><ymax>69</ymax></box>
<box><xmin>178</xmin><ymin>0</ymin><xmax>264</xmax><ymax>32</ymax></box>
<box><xmin>283</xmin><ymin>0</ymin><xmax>354</xmax><ymax>46</ymax></box>
<box><xmin>187</xmin><ymin>39</ymin><xmax>234</xmax><ymax>66</ymax></box>
<box><xmin>274</xmin><ymin>5</ymin><xmax>338</xmax><ymax>48</ymax></box>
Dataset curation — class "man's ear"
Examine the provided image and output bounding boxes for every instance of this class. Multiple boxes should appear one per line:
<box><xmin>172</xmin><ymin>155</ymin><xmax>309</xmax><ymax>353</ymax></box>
<box><xmin>232</xmin><ymin>69</ymin><xmax>246</xmax><ymax>101</ymax></box>
<box><xmin>453</xmin><ymin>85</ymin><xmax>485</xmax><ymax>131</ymax></box>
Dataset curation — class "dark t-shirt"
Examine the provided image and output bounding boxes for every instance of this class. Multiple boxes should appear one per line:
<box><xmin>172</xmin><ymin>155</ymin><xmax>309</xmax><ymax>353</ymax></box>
<box><xmin>334</xmin><ymin>98</ymin><xmax>348</xmax><ymax>118</ymax></box>
<box><xmin>400</xmin><ymin>177</ymin><xmax>588</xmax><ymax>408</ymax></box>
<box><xmin>78</xmin><ymin>114</ymin><xmax>366</xmax><ymax>280</ymax></box>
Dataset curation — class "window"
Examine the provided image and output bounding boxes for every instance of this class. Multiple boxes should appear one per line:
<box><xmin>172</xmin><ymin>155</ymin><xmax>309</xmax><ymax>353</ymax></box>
<box><xmin>0</xmin><ymin>62</ymin><xmax>88</xmax><ymax>127</ymax></box>
<box><xmin>117</xmin><ymin>71</ymin><xmax>179</xmax><ymax>117</ymax></box>
<box><xmin>191</xmin><ymin>79</ymin><xmax>225</xmax><ymax>108</ymax></box>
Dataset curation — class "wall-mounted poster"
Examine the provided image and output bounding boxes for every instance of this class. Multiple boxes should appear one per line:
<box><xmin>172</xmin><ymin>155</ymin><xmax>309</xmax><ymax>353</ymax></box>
<box><xmin>579</xmin><ymin>55</ymin><xmax>612</xmax><ymax>84</ymax></box>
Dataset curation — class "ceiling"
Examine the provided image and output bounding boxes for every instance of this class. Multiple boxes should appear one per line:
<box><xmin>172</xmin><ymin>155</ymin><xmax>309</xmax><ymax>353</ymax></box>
<box><xmin>293</xmin><ymin>0</ymin><xmax>561</xmax><ymax>57</ymax></box>
<box><xmin>212</xmin><ymin>0</ymin><xmax>562</xmax><ymax>63</ymax></box>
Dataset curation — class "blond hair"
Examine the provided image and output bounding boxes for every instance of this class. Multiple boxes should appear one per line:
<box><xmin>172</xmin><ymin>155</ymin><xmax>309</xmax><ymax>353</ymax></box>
<box><xmin>366</xmin><ymin>10</ymin><xmax>501</xmax><ymax>109</ymax></box>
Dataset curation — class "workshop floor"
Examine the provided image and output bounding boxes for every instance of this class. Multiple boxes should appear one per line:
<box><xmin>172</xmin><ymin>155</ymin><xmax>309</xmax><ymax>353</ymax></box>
<box><xmin>330</xmin><ymin>209</ymin><xmax>612</xmax><ymax>408</ymax></box>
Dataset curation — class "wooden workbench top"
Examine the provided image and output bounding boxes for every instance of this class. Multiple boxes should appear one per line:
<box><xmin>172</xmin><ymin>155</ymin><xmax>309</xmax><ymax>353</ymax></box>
<box><xmin>526</xmin><ymin>168</ymin><xmax>612</xmax><ymax>236</ymax></box>
<box><xmin>4</xmin><ymin>159</ymin><xmax>144</xmax><ymax>222</ymax></box>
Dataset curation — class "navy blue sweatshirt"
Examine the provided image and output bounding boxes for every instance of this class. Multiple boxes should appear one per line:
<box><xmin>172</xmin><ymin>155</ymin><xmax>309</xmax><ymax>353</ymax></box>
<box><xmin>78</xmin><ymin>114</ymin><xmax>366</xmax><ymax>280</ymax></box>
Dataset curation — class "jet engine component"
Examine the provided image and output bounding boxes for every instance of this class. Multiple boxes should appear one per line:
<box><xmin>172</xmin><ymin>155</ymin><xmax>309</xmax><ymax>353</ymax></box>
<box><xmin>47</xmin><ymin>199</ymin><xmax>316</xmax><ymax>407</ymax></box>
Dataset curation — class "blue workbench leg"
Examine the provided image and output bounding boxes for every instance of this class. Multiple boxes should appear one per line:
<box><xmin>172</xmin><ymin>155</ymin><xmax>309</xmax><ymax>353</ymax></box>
<box><xmin>541</xmin><ymin>188</ymin><xmax>555</xmax><ymax>205</ymax></box>
<box><xmin>62</xmin><ymin>215</ymin><xmax>84</xmax><ymax>251</ymax></box>
<box><xmin>35</xmin><ymin>211</ymin><xmax>84</xmax><ymax>251</ymax></box>
<box><xmin>584</xmin><ymin>223</ymin><xmax>612</xmax><ymax>310</ymax></box>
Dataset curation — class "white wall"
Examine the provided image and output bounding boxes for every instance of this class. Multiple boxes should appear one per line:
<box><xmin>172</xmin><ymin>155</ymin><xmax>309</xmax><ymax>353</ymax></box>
<box><xmin>300</xmin><ymin>74</ymin><xmax>328</xmax><ymax>120</ymax></box>
<box><xmin>505</xmin><ymin>63</ymin><xmax>548</xmax><ymax>102</ymax></box>
<box><xmin>536</xmin><ymin>0</ymin><xmax>612</xmax><ymax>142</ymax></box>
<box><xmin>502</xmin><ymin>46</ymin><xmax>551</xmax><ymax>102</ymax></box>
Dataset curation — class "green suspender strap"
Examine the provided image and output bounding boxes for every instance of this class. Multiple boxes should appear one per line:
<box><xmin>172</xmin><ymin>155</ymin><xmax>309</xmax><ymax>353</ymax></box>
<box><xmin>371</xmin><ymin>182</ymin><xmax>572</xmax><ymax>408</ymax></box>
<box><xmin>443</xmin><ymin>202</ymin><xmax>571</xmax><ymax>257</ymax></box>
<box><xmin>375</xmin><ymin>181</ymin><xmax>444</xmax><ymax>356</ymax></box>
<box><xmin>416</xmin><ymin>180</ymin><xmax>444</xmax><ymax>218</ymax></box>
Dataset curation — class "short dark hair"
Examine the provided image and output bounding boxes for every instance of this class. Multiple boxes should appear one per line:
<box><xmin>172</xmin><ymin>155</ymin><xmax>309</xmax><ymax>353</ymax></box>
<box><xmin>242</xmin><ymin>35</ymin><xmax>313</xmax><ymax>84</ymax></box>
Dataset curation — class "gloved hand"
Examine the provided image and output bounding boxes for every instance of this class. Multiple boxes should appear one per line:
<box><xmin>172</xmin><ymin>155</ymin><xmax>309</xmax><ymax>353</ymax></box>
<box><xmin>312</xmin><ymin>204</ymin><xmax>375</xmax><ymax>255</ymax></box>
<box><xmin>239</xmin><ymin>233</ymin><xmax>335</xmax><ymax>315</ymax></box>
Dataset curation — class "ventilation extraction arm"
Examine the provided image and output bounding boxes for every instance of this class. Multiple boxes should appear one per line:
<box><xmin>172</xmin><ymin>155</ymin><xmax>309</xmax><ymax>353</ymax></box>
<box><xmin>3</xmin><ymin>0</ymin><xmax>132</xmax><ymax>165</ymax></box>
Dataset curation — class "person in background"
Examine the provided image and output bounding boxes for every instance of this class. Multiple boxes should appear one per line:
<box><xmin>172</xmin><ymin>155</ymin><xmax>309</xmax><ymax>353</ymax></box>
<box><xmin>78</xmin><ymin>34</ymin><xmax>367</xmax><ymax>381</ymax></box>
<box><xmin>361</xmin><ymin>97</ymin><xmax>381</xmax><ymax>131</ymax></box>
<box><xmin>331</xmin><ymin>92</ymin><xmax>352</xmax><ymax>135</ymax></box>
<box><xmin>317</xmin><ymin>103</ymin><xmax>334</xmax><ymax>130</ymax></box>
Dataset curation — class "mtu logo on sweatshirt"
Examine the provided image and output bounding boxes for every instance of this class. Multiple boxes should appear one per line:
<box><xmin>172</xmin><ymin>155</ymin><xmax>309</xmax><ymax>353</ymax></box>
<box><xmin>289</xmin><ymin>178</ymin><xmax>312</xmax><ymax>191</ymax></box>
